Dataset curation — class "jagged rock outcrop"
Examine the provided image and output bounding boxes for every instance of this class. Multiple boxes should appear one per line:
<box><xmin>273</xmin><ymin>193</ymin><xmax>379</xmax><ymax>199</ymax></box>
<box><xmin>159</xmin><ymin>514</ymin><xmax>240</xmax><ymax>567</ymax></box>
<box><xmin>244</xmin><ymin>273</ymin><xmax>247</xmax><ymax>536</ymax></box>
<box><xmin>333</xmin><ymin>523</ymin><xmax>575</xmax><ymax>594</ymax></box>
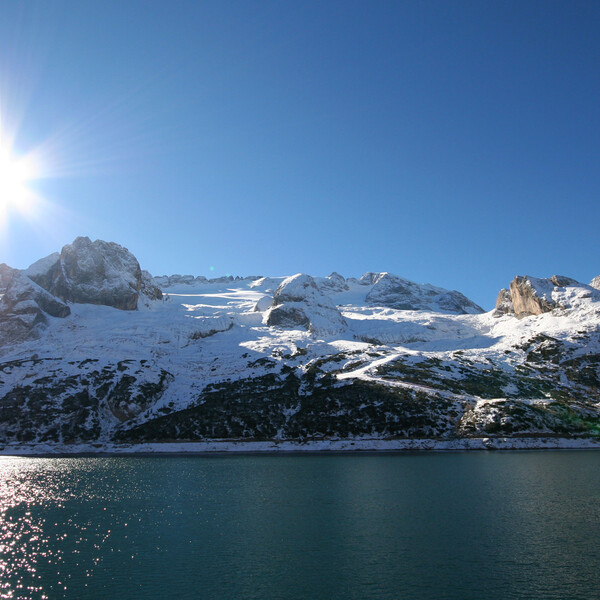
<box><xmin>1</xmin><ymin>271</ymin><xmax>71</xmax><ymax>318</ymax></box>
<box><xmin>493</xmin><ymin>288</ymin><xmax>514</xmax><ymax>316</ymax></box>
<box><xmin>359</xmin><ymin>272</ymin><xmax>380</xmax><ymax>285</ymax></box>
<box><xmin>27</xmin><ymin>237</ymin><xmax>143</xmax><ymax>310</ymax></box>
<box><xmin>24</xmin><ymin>252</ymin><xmax>61</xmax><ymax>291</ymax></box>
<box><xmin>497</xmin><ymin>275</ymin><xmax>589</xmax><ymax>319</ymax></box>
<box><xmin>265</xmin><ymin>273</ymin><xmax>347</xmax><ymax>335</ymax></box>
<box><xmin>209</xmin><ymin>275</ymin><xmax>234</xmax><ymax>284</ymax></box>
<box><xmin>0</xmin><ymin>271</ymin><xmax>70</xmax><ymax>343</ymax></box>
<box><xmin>506</xmin><ymin>277</ymin><xmax>555</xmax><ymax>318</ymax></box>
<box><xmin>509</xmin><ymin>276</ymin><xmax>559</xmax><ymax>318</ymax></box>
<box><xmin>365</xmin><ymin>272</ymin><xmax>483</xmax><ymax>314</ymax></box>
<box><xmin>154</xmin><ymin>274</ymin><xmax>208</xmax><ymax>287</ymax></box>
<box><xmin>155</xmin><ymin>274</ymin><xmax>261</xmax><ymax>288</ymax></box>
<box><xmin>171</xmin><ymin>274</ymin><xmax>198</xmax><ymax>286</ymax></box>
<box><xmin>590</xmin><ymin>276</ymin><xmax>600</xmax><ymax>291</ymax></box>
<box><xmin>317</xmin><ymin>272</ymin><xmax>350</xmax><ymax>293</ymax></box>
<box><xmin>0</xmin><ymin>263</ymin><xmax>17</xmax><ymax>293</ymax></box>
<box><xmin>140</xmin><ymin>270</ymin><xmax>163</xmax><ymax>302</ymax></box>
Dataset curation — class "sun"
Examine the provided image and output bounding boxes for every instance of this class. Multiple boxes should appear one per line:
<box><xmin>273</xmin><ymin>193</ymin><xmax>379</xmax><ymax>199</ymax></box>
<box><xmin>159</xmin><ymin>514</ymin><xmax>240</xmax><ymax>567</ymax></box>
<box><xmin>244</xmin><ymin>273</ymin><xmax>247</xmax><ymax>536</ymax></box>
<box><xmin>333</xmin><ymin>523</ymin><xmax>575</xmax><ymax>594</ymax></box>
<box><xmin>0</xmin><ymin>143</ymin><xmax>37</xmax><ymax>211</ymax></box>
<box><xmin>0</xmin><ymin>103</ymin><xmax>68</xmax><ymax>242</ymax></box>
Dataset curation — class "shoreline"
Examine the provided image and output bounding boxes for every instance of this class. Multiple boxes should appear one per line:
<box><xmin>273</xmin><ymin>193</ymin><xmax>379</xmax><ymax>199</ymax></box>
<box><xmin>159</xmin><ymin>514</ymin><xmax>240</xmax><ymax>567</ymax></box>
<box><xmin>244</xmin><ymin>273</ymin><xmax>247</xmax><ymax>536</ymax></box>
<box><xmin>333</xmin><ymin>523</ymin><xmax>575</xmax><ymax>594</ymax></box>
<box><xmin>1</xmin><ymin>436</ymin><xmax>600</xmax><ymax>456</ymax></box>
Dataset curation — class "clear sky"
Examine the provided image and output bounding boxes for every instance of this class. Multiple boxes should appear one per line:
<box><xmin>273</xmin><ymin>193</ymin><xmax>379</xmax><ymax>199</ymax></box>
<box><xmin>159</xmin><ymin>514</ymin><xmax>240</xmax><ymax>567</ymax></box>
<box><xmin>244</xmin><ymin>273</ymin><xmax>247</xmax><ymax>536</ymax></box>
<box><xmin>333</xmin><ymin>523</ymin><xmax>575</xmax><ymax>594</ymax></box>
<box><xmin>0</xmin><ymin>0</ymin><xmax>598</xmax><ymax>309</ymax></box>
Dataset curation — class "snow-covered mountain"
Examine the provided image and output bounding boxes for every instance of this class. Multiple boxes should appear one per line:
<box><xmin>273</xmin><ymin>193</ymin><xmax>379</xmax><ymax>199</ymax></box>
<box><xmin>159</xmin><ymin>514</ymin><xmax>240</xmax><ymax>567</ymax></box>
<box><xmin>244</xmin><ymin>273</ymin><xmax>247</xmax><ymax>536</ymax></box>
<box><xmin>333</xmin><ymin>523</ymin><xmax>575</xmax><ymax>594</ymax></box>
<box><xmin>1</xmin><ymin>236</ymin><xmax>600</xmax><ymax>451</ymax></box>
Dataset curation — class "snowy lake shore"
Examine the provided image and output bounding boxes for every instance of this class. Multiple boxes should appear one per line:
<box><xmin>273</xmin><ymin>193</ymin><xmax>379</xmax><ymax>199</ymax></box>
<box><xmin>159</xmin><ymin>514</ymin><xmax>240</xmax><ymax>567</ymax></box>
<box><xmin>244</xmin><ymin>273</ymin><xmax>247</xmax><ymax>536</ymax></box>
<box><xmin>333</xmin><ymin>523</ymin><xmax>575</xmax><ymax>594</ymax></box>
<box><xmin>2</xmin><ymin>436</ymin><xmax>600</xmax><ymax>456</ymax></box>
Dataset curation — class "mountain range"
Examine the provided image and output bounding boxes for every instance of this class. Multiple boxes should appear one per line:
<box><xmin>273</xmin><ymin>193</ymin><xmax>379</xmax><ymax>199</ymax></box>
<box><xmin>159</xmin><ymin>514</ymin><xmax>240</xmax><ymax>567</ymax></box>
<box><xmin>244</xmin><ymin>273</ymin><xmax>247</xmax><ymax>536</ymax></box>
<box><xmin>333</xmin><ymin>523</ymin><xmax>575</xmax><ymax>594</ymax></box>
<box><xmin>1</xmin><ymin>236</ymin><xmax>599</xmax><ymax>453</ymax></box>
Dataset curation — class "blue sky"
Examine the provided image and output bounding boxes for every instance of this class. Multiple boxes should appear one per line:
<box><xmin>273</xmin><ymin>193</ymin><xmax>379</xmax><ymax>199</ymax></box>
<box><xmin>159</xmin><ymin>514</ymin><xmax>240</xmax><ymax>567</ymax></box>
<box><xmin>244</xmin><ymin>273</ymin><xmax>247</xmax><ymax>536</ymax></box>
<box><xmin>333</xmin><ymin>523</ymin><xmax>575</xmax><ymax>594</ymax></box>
<box><xmin>0</xmin><ymin>0</ymin><xmax>598</xmax><ymax>309</ymax></box>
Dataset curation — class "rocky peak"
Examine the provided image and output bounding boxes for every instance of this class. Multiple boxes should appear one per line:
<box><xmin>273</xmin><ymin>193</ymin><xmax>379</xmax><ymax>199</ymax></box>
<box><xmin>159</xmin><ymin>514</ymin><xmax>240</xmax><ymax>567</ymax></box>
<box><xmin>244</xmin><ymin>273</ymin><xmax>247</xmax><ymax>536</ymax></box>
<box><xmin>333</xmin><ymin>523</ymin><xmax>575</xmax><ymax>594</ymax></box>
<box><xmin>272</xmin><ymin>274</ymin><xmax>321</xmax><ymax>305</ymax></box>
<box><xmin>365</xmin><ymin>272</ymin><xmax>483</xmax><ymax>314</ymax></box>
<box><xmin>155</xmin><ymin>274</ymin><xmax>259</xmax><ymax>288</ymax></box>
<box><xmin>358</xmin><ymin>272</ymin><xmax>380</xmax><ymax>285</ymax></box>
<box><xmin>590</xmin><ymin>276</ymin><xmax>600</xmax><ymax>291</ymax></box>
<box><xmin>27</xmin><ymin>236</ymin><xmax>144</xmax><ymax>310</ymax></box>
<box><xmin>317</xmin><ymin>272</ymin><xmax>349</xmax><ymax>293</ymax></box>
<box><xmin>0</xmin><ymin>270</ymin><xmax>70</xmax><ymax>343</ymax></box>
<box><xmin>493</xmin><ymin>288</ymin><xmax>514</xmax><ymax>317</ymax></box>
<box><xmin>265</xmin><ymin>273</ymin><xmax>347</xmax><ymax>335</ymax></box>
<box><xmin>496</xmin><ymin>274</ymin><xmax>594</xmax><ymax>319</ymax></box>
<box><xmin>154</xmin><ymin>274</ymin><xmax>208</xmax><ymax>288</ymax></box>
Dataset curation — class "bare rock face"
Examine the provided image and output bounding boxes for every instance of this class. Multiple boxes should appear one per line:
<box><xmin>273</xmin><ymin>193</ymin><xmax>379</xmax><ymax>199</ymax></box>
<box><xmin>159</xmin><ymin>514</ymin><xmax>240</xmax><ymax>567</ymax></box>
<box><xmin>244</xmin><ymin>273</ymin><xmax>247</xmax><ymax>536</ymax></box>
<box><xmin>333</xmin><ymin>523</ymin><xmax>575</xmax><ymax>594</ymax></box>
<box><xmin>493</xmin><ymin>288</ymin><xmax>515</xmax><ymax>317</ymax></box>
<box><xmin>0</xmin><ymin>271</ymin><xmax>70</xmax><ymax>343</ymax></box>
<box><xmin>366</xmin><ymin>273</ymin><xmax>428</xmax><ymax>309</ymax></box>
<box><xmin>317</xmin><ymin>272</ymin><xmax>350</xmax><ymax>293</ymax></box>
<box><xmin>57</xmin><ymin>237</ymin><xmax>142</xmax><ymax>309</ymax></box>
<box><xmin>0</xmin><ymin>263</ymin><xmax>17</xmax><ymax>294</ymax></box>
<box><xmin>498</xmin><ymin>275</ymin><xmax>586</xmax><ymax>319</ymax></box>
<box><xmin>509</xmin><ymin>276</ymin><xmax>557</xmax><ymax>319</ymax></box>
<box><xmin>359</xmin><ymin>272</ymin><xmax>380</xmax><ymax>285</ymax></box>
<box><xmin>265</xmin><ymin>273</ymin><xmax>347</xmax><ymax>335</ymax></box>
<box><xmin>267</xmin><ymin>305</ymin><xmax>311</xmax><ymax>329</ymax></box>
<box><xmin>1</xmin><ymin>271</ymin><xmax>71</xmax><ymax>318</ymax></box>
<box><xmin>140</xmin><ymin>270</ymin><xmax>163</xmax><ymax>302</ymax></box>
<box><xmin>27</xmin><ymin>237</ymin><xmax>143</xmax><ymax>310</ymax></box>
<box><xmin>436</xmin><ymin>290</ymin><xmax>483</xmax><ymax>314</ymax></box>
<box><xmin>154</xmin><ymin>274</ymin><xmax>209</xmax><ymax>288</ymax></box>
<box><xmin>365</xmin><ymin>272</ymin><xmax>484</xmax><ymax>314</ymax></box>
<box><xmin>24</xmin><ymin>252</ymin><xmax>61</xmax><ymax>291</ymax></box>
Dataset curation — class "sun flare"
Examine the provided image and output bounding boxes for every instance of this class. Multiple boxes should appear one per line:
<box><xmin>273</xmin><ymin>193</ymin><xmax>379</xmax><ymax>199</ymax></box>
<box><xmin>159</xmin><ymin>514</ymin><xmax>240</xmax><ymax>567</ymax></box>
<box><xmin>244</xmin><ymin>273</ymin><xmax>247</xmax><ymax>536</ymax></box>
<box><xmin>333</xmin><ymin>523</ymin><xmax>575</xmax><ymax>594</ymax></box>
<box><xmin>0</xmin><ymin>102</ymin><xmax>73</xmax><ymax>244</ymax></box>
<box><xmin>0</xmin><ymin>143</ymin><xmax>37</xmax><ymax>211</ymax></box>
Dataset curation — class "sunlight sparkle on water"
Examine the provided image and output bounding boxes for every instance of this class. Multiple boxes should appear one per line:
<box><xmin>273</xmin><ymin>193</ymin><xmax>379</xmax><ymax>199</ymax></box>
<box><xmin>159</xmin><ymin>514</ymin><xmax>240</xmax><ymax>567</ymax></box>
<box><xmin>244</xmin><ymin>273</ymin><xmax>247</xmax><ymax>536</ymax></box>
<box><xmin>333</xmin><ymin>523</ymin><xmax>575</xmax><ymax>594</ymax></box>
<box><xmin>0</xmin><ymin>458</ymin><xmax>114</xmax><ymax>600</ymax></box>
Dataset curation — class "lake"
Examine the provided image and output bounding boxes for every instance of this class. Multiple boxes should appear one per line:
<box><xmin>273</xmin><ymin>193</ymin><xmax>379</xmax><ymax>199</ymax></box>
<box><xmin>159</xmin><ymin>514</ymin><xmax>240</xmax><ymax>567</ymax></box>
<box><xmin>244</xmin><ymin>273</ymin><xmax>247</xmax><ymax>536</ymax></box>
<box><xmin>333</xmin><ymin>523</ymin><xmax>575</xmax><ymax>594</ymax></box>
<box><xmin>1</xmin><ymin>452</ymin><xmax>599</xmax><ymax>599</ymax></box>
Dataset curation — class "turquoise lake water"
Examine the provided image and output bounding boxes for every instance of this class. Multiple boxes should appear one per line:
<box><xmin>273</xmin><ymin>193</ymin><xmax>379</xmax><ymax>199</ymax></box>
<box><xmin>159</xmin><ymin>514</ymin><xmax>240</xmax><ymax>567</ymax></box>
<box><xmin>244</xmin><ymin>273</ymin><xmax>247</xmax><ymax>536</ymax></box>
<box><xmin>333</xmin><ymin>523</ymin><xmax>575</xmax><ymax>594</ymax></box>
<box><xmin>1</xmin><ymin>452</ymin><xmax>599</xmax><ymax>599</ymax></box>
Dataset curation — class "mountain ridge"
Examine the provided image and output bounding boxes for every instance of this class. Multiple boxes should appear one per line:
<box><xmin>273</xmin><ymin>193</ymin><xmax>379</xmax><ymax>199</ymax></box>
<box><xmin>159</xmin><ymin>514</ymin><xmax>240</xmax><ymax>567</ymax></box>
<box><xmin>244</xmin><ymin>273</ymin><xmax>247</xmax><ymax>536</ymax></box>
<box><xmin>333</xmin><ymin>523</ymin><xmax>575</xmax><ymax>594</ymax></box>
<box><xmin>1</xmin><ymin>236</ymin><xmax>599</xmax><ymax>451</ymax></box>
